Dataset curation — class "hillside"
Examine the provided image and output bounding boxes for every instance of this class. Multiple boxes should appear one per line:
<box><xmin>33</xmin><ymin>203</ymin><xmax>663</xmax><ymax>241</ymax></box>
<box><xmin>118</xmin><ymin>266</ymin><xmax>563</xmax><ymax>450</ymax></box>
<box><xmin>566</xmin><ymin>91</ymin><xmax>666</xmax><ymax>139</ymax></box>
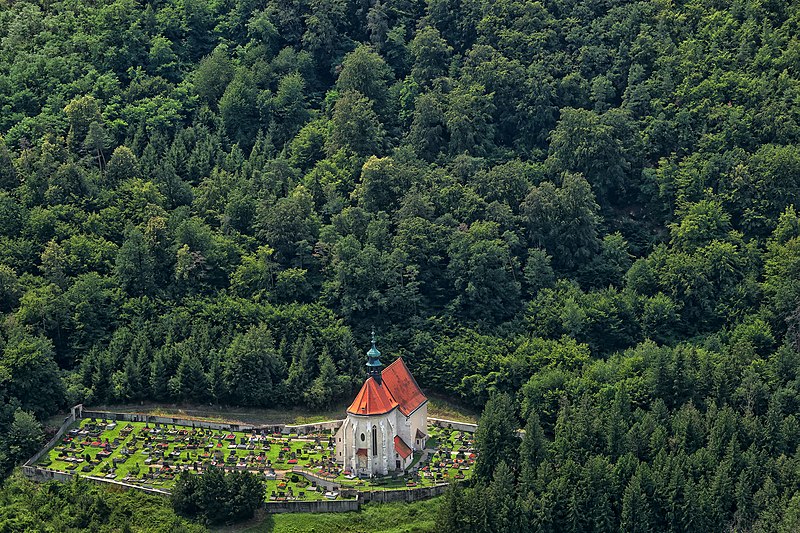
<box><xmin>0</xmin><ymin>0</ymin><xmax>799</xmax><ymax>530</ymax></box>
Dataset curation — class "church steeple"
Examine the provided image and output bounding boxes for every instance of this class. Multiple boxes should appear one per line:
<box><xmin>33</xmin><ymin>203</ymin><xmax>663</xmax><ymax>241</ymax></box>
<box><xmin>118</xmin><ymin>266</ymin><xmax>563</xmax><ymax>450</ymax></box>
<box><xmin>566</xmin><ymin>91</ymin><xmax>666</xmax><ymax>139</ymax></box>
<box><xmin>366</xmin><ymin>329</ymin><xmax>383</xmax><ymax>383</ymax></box>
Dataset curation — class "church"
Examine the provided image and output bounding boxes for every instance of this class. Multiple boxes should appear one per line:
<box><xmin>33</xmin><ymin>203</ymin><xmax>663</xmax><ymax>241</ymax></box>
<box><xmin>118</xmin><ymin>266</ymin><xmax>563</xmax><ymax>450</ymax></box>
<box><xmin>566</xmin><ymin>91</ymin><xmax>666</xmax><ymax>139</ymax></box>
<box><xmin>334</xmin><ymin>334</ymin><xmax>428</xmax><ymax>476</ymax></box>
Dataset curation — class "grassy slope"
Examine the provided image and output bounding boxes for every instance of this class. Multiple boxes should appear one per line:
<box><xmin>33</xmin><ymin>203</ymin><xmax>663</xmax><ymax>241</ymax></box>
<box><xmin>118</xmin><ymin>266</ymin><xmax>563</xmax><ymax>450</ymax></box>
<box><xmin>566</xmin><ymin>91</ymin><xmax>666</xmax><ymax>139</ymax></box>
<box><xmin>52</xmin><ymin>395</ymin><xmax>478</xmax><ymax>427</ymax></box>
<box><xmin>76</xmin><ymin>402</ymin><xmax>353</xmax><ymax>426</ymax></box>
<box><xmin>231</xmin><ymin>498</ymin><xmax>441</xmax><ymax>533</ymax></box>
<box><xmin>426</xmin><ymin>396</ymin><xmax>478</xmax><ymax>423</ymax></box>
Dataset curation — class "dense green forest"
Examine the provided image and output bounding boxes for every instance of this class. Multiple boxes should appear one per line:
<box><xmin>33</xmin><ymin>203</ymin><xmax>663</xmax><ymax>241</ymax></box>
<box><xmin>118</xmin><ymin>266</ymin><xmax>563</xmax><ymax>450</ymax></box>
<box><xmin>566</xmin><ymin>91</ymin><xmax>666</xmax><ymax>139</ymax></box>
<box><xmin>0</xmin><ymin>473</ymin><xmax>203</xmax><ymax>532</ymax></box>
<box><xmin>0</xmin><ymin>0</ymin><xmax>799</xmax><ymax>529</ymax></box>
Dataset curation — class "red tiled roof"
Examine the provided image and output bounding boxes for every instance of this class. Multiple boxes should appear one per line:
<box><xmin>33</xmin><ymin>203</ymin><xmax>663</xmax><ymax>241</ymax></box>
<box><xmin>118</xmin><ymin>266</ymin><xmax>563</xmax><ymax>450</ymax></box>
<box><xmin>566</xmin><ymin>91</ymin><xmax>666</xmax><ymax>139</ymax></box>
<box><xmin>381</xmin><ymin>358</ymin><xmax>427</xmax><ymax>416</ymax></box>
<box><xmin>356</xmin><ymin>448</ymin><xmax>368</xmax><ymax>457</ymax></box>
<box><xmin>347</xmin><ymin>376</ymin><xmax>398</xmax><ymax>416</ymax></box>
<box><xmin>415</xmin><ymin>428</ymin><xmax>427</xmax><ymax>439</ymax></box>
<box><xmin>394</xmin><ymin>436</ymin><xmax>412</xmax><ymax>459</ymax></box>
<box><xmin>347</xmin><ymin>357</ymin><xmax>427</xmax><ymax>417</ymax></box>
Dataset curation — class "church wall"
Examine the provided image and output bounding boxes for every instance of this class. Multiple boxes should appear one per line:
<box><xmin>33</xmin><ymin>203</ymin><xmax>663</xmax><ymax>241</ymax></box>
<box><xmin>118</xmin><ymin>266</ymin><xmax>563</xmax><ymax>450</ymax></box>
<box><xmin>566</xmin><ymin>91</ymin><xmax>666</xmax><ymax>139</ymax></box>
<box><xmin>334</xmin><ymin>422</ymin><xmax>347</xmax><ymax>463</ymax></box>
<box><xmin>395</xmin><ymin>406</ymin><xmax>426</xmax><ymax>450</ymax></box>
<box><xmin>395</xmin><ymin>410</ymin><xmax>412</xmax><ymax>450</ymax></box>
<box><xmin>336</xmin><ymin>411</ymin><xmax>397</xmax><ymax>476</ymax></box>
<box><xmin>408</xmin><ymin>403</ymin><xmax>428</xmax><ymax>450</ymax></box>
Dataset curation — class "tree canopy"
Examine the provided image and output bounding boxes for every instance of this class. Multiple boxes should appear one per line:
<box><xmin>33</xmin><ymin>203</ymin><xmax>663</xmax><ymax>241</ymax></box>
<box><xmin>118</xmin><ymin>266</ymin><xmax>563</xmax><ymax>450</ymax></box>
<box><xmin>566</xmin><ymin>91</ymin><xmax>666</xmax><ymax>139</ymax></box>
<box><xmin>0</xmin><ymin>0</ymin><xmax>799</xmax><ymax>528</ymax></box>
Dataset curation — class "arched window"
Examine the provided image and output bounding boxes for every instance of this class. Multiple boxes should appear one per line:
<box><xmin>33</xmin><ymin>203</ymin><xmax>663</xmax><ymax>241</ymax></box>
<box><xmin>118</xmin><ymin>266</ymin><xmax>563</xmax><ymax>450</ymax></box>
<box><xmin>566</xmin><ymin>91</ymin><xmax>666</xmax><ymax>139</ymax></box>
<box><xmin>372</xmin><ymin>426</ymin><xmax>377</xmax><ymax>456</ymax></box>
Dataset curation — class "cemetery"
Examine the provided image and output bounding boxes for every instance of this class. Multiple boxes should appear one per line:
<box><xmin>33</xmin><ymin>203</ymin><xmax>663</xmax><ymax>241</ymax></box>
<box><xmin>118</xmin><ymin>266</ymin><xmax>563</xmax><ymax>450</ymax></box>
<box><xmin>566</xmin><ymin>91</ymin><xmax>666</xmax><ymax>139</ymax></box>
<box><xmin>33</xmin><ymin>416</ymin><xmax>475</xmax><ymax>503</ymax></box>
<box><xmin>28</xmin><ymin>340</ymin><xmax>476</xmax><ymax>509</ymax></box>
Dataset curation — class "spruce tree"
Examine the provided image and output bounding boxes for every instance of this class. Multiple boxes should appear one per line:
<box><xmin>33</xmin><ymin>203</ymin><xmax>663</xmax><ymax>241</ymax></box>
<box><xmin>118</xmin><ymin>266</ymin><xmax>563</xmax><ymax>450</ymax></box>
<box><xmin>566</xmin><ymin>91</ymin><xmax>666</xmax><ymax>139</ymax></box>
<box><xmin>474</xmin><ymin>393</ymin><xmax>519</xmax><ymax>482</ymax></box>
<box><xmin>150</xmin><ymin>350</ymin><xmax>170</xmax><ymax>402</ymax></box>
<box><xmin>519</xmin><ymin>411</ymin><xmax>546</xmax><ymax>491</ymax></box>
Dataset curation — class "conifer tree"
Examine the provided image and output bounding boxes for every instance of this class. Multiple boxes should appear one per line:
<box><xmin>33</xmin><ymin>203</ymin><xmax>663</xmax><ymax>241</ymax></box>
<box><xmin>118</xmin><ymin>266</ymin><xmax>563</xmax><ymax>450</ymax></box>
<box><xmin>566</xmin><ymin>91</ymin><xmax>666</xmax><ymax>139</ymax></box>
<box><xmin>489</xmin><ymin>461</ymin><xmax>519</xmax><ymax>533</ymax></box>
<box><xmin>150</xmin><ymin>350</ymin><xmax>170</xmax><ymax>402</ymax></box>
<box><xmin>519</xmin><ymin>411</ymin><xmax>546</xmax><ymax>491</ymax></box>
<box><xmin>474</xmin><ymin>393</ymin><xmax>519</xmax><ymax>482</ymax></box>
<box><xmin>621</xmin><ymin>468</ymin><xmax>653</xmax><ymax>533</ymax></box>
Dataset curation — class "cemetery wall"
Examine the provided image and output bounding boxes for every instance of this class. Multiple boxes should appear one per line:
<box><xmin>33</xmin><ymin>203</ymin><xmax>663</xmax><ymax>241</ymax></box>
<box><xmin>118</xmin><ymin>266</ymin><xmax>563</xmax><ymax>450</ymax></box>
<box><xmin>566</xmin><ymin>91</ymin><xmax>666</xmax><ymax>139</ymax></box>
<box><xmin>23</xmin><ymin>467</ymin><xmax>74</xmax><ymax>483</ymax></box>
<box><xmin>23</xmin><ymin>466</ymin><xmax>170</xmax><ymax>497</ymax></box>
<box><xmin>22</xmin><ymin>404</ymin><xmax>82</xmax><ymax>481</ymax></box>
<box><xmin>291</xmin><ymin>467</ymin><xmax>340</xmax><ymax>492</ymax></box>
<box><xmin>24</xmin><ymin>405</ymin><xmax>79</xmax><ymax>468</ymax></box>
<box><xmin>82</xmin><ymin>476</ymin><xmax>171</xmax><ymax>496</ymax></box>
<box><xmin>428</xmin><ymin>417</ymin><xmax>478</xmax><ymax>433</ymax></box>
<box><xmin>428</xmin><ymin>417</ymin><xmax>522</xmax><ymax>438</ymax></box>
<box><xmin>264</xmin><ymin>498</ymin><xmax>360</xmax><ymax>513</ymax></box>
<box><xmin>81</xmin><ymin>410</ymin><xmax>256</xmax><ymax>433</ymax></box>
<box><xmin>357</xmin><ymin>484</ymin><xmax>450</xmax><ymax>503</ymax></box>
<box><xmin>282</xmin><ymin>420</ymin><xmax>344</xmax><ymax>435</ymax></box>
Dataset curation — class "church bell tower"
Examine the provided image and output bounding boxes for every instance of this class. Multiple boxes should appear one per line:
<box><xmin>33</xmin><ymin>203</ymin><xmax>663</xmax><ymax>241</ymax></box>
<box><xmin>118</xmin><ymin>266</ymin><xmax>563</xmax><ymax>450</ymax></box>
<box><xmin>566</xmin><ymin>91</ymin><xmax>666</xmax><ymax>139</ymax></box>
<box><xmin>366</xmin><ymin>329</ymin><xmax>383</xmax><ymax>384</ymax></box>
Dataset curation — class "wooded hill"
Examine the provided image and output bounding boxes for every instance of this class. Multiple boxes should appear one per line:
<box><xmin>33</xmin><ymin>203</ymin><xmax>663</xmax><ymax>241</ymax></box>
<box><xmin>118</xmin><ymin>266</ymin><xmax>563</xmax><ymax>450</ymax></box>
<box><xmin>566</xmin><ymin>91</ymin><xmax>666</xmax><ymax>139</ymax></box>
<box><xmin>0</xmin><ymin>0</ymin><xmax>799</xmax><ymax>530</ymax></box>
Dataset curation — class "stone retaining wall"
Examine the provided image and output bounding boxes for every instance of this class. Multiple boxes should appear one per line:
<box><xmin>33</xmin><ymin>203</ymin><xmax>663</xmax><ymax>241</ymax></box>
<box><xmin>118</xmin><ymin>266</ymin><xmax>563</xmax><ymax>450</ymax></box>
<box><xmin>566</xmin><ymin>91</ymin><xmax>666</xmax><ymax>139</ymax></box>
<box><xmin>428</xmin><ymin>417</ymin><xmax>478</xmax><ymax>433</ymax></box>
<box><xmin>281</xmin><ymin>420</ymin><xmax>344</xmax><ymax>435</ymax></box>
<box><xmin>291</xmin><ymin>466</ymin><xmax>340</xmax><ymax>492</ymax></box>
<box><xmin>21</xmin><ymin>405</ymin><xmax>81</xmax><ymax>483</ymax></box>
<box><xmin>24</xmin><ymin>404</ymin><xmax>81</xmax><ymax>468</ymax></box>
<box><xmin>22</xmin><ymin>467</ymin><xmax>74</xmax><ymax>484</ymax></box>
<box><xmin>261</xmin><ymin>484</ymin><xmax>450</xmax><ymax>513</ymax></box>
<box><xmin>358</xmin><ymin>483</ymin><xmax>450</xmax><ymax>503</ymax></box>
<box><xmin>23</xmin><ymin>466</ymin><xmax>170</xmax><ymax>496</ymax></box>
<box><xmin>264</xmin><ymin>497</ymin><xmax>360</xmax><ymax>513</ymax></box>
<box><xmin>81</xmin><ymin>410</ymin><xmax>255</xmax><ymax>433</ymax></box>
<box><xmin>84</xmin><ymin>475</ymin><xmax>171</xmax><ymax>495</ymax></box>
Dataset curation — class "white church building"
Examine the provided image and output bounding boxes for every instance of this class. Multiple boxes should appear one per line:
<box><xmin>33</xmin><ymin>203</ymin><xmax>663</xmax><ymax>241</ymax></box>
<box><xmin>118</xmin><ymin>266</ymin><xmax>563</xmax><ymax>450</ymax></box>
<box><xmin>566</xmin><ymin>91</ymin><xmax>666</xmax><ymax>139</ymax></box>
<box><xmin>334</xmin><ymin>334</ymin><xmax>428</xmax><ymax>476</ymax></box>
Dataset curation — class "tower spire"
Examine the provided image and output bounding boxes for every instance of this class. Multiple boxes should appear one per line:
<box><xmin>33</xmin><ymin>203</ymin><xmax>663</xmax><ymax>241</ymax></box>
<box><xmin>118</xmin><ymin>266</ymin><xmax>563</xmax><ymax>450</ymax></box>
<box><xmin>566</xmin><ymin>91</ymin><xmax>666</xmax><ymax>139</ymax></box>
<box><xmin>366</xmin><ymin>328</ymin><xmax>383</xmax><ymax>383</ymax></box>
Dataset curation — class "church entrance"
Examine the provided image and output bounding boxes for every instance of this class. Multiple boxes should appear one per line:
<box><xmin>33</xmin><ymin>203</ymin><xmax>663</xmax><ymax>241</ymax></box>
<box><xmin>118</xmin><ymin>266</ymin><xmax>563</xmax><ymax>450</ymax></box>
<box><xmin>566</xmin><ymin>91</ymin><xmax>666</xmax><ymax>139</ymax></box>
<box><xmin>356</xmin><ymin>447</ymin><xmax>368</xmax><ymax>473</ymax></box>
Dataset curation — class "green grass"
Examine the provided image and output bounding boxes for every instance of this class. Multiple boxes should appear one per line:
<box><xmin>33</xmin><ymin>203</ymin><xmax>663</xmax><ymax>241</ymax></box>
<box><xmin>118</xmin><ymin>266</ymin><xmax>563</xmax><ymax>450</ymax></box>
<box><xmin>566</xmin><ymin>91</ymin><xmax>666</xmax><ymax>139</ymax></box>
<box><xmin>234</xmin><ymin>498</ymin><xmax>442</xmax><ymax>533</ymax></box>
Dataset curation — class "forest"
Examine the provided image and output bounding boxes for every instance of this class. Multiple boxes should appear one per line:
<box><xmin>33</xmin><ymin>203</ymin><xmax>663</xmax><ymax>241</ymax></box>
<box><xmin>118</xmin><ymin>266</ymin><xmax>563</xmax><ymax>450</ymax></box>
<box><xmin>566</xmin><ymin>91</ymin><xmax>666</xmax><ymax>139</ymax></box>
<box><xmin>0</xmin><ymin>0</ymin><xmax>799</xmax><ymax>530</ymax></box>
